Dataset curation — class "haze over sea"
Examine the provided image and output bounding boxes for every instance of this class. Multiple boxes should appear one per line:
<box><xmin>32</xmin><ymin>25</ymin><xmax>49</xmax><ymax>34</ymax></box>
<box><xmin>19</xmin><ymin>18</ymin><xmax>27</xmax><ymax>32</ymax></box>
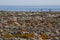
<box><xmin>0</xmin><ymin>5</ymin><xmax>60</xmax><ymax>12</ymax></box>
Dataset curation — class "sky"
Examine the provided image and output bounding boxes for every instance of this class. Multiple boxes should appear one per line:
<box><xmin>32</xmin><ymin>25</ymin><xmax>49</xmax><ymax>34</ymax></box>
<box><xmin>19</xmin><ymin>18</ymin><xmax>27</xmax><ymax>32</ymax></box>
<box><xmin>0</xmin><ymin>0</ymin><xmax>60</xmax><ymax>5</ymax></box>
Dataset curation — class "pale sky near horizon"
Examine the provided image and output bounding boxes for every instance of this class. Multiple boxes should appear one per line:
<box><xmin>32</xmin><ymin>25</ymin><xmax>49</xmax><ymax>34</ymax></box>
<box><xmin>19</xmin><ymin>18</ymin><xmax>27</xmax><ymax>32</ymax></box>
<box><xmin>0</xmin><ymin>0</ymin><xmax>60</xmax><ymax>5</ymax></box>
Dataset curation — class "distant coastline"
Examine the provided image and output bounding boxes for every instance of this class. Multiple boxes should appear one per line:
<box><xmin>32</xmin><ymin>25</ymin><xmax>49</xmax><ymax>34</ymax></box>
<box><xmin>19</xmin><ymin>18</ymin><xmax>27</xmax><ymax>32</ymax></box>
<box><xmin>0</xmin><ymin>6</ymin><xmax>60</xmax><ymax>12</ymax></box>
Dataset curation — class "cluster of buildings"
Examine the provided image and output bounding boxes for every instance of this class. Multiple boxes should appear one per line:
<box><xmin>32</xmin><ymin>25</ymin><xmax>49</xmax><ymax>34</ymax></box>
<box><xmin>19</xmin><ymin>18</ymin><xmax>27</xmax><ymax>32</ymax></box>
<box><xmin>0</xmin><ymin>11</ymin><xmax>60</xmax><ymax>40</ymax></box>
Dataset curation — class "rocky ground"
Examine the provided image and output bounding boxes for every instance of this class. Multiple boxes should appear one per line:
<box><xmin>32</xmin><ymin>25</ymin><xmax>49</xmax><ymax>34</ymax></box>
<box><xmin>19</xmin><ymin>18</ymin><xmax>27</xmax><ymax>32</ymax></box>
<box><xmin>0</xmin><ymin>11</ymin><xmax>60</xmax><ymax>40</ymax></box>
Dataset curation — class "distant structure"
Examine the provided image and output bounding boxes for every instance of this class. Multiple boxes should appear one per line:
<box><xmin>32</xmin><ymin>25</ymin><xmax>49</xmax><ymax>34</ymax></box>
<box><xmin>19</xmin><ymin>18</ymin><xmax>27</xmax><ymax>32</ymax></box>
<box><xmin>27</xmin><ymin>9</ymin><xmax>52</xmax><ymax>12</ymax></box>
<box><xmin>41</xmin><ymin>9</ymin><xmax>43</xmax><ymax>12</ymax></box>
<box><xmin>29</xmin><ymin>9</ymin><xmax>31</xmax><ymax>12</ymax></box>
<box><xmin>49</xmin><ymin>9</ymin><xmax>51</xmax><ymax>12</ymax></box>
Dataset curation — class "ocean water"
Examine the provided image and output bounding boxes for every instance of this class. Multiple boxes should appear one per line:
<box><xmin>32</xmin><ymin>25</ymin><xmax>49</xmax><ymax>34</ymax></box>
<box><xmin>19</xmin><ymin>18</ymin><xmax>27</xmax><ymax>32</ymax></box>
<box><xmin>0</xmin><ymin>6</ymin><xmax>60</xmax><ymax>12</ymax></box>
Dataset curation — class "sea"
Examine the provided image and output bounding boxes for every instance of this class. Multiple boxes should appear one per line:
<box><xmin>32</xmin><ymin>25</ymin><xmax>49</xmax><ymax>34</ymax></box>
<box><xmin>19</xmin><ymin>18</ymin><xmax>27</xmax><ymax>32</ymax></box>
<box><xmin>0</xmin><ymin>5</ymin><xmax>60</xmax><ymax>12</ymax></box>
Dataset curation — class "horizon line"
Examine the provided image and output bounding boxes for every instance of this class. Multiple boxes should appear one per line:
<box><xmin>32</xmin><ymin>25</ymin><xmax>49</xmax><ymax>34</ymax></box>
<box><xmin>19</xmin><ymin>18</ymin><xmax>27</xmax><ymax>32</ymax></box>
<box><xmin>0</xmin><ymin>5</ymin><xmax>60</xmax><ymax>6</ymax></box>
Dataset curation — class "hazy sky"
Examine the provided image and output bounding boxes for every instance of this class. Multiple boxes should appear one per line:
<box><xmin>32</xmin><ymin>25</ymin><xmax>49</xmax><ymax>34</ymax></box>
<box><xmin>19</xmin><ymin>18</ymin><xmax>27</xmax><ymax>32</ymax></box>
<box><xmin>0</xmin><ymin>0</ymin><xmax>60</xmax><ymax>5</ymax></box>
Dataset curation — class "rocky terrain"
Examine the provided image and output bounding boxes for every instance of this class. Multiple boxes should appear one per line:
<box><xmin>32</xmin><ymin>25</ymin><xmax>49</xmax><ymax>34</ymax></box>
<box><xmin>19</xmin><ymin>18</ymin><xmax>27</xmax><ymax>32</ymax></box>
<box><xmin>0</xmin><ymin>11</ymin><xmax>60</xmax><ymax>40</ymax></box>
